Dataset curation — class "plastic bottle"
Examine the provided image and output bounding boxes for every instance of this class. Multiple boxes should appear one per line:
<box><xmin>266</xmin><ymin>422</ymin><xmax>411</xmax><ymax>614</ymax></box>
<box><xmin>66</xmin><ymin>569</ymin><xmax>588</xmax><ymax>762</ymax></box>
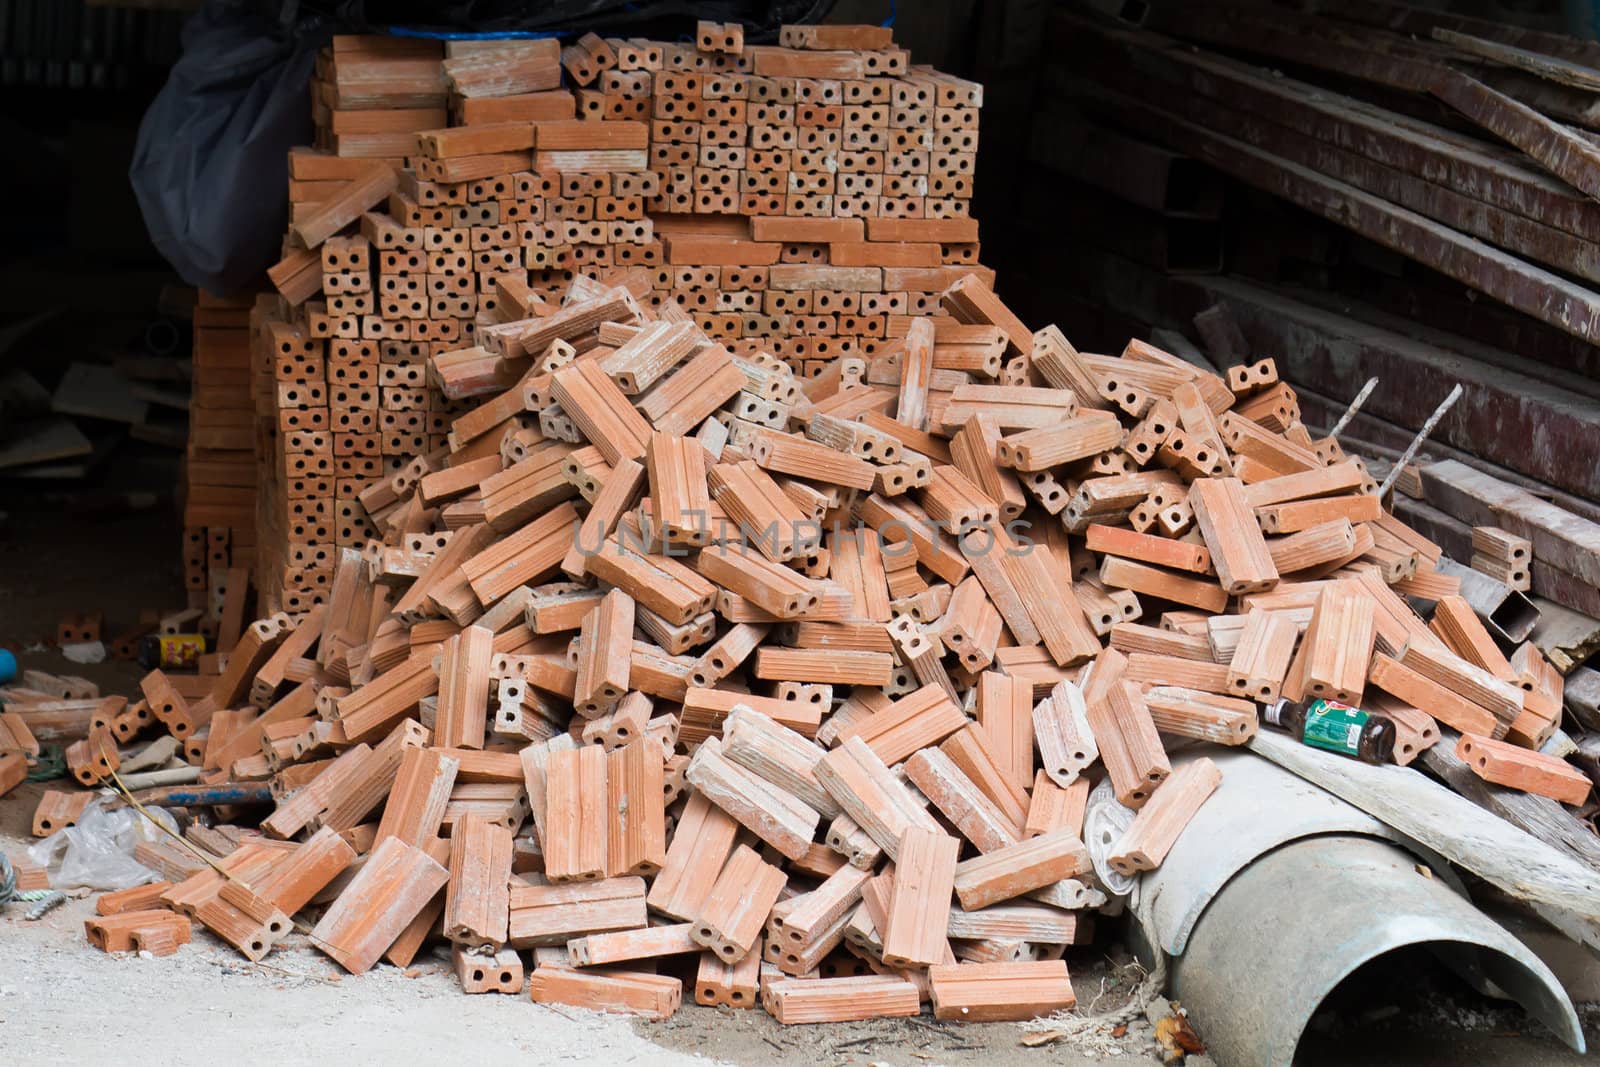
<box><xmin>1265</xmin><ymin>697</ymin><xmax>1397</xmax><ymax>764</ymax></box>
<box><xmin>0</xmin><ymin>648</ymin><xmax>15</xmax><ymax>685</ymax></box>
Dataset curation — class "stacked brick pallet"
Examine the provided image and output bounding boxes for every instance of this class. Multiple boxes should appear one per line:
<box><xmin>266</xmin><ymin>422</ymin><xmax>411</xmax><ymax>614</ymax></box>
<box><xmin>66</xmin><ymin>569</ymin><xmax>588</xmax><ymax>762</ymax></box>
<box><xmin>254</xmin><ymin>23</ymin><xmax>985</xmax><ymax>614</ymax></box>
<box><xmin>292</xmin><ymin>25</ymin><xmax>985</xmax><ymax>369</ymax></box>
<box><xmin>180</xmin><ymin>294</ymin><xmax>259</xmax><ymax>637</ymax></box>
<box><xmin>637</xmin><ymin>21</ymin><xmax>984</xmax><ymax>369</ymax></box>
<box><xmin>26</xmin><ymin>274</ymin><xmax>1596</xmax><ymax>1027</ymax></box>
<box><xmin>311</xmin><ymin>36</ymin><xmax>452</xmax><ymax>160</ymax></box>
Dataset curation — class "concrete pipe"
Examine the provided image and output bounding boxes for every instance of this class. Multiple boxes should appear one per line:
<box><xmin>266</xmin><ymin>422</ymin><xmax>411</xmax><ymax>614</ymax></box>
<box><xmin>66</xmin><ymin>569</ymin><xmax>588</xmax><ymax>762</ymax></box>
<box><xmin>1131</xmin><ymin>752</ymin><xmax>1582</xmax><ymax>1065</ymax></box>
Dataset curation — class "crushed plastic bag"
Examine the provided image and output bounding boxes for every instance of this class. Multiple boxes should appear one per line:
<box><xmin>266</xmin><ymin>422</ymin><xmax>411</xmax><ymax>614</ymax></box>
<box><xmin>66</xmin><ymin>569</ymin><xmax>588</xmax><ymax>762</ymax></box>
<box><xmin>60</xmin><ymin>641</ymin><xmax>106</xmax><ymax>665</ymax></box>
<box><xmin>28</xmin><ymin>796</ymin><xmax>180</xmax><ymax>891</ymax></box>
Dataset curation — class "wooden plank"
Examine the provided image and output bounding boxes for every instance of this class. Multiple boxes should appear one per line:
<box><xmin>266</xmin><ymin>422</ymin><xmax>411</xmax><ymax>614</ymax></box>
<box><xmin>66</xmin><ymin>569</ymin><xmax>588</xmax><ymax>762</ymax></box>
<box><xmin>52</xmin><ymin>364</ymin><xmax>149</xmax><ymax>425</ymax></box>
<box><xmin>0</xmin><ymin>418</ymin><xmax>92</xmax><ymax>470</ymax></box>
<box><xmin>1088</xmin><ymin>87</ymin><xmax>1600</xmax><ymax>348</ymax></box>
<box><xmin>1431</xmin><ymin>68</ymin><xmax>1600</xmax><ymax>204</ymax></box>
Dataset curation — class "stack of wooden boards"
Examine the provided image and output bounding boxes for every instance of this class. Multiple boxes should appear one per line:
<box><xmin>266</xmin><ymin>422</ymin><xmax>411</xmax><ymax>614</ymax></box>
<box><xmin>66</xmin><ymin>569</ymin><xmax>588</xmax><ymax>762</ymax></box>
<box><xmin>0</xmin><ymin>314</ymin><xmax>190</xmax><ymax>482</ymax></box>
<box><xmin>259</xmin><ymin>24</ymin><xmax>986</xmax><ymax>617</ymax></box>
<box><xmin>1051</xmin><ymin>3</ymin><xmax>1600</xmax><ymax>353</ymax></box>
<box><xmin>15</xmin><ymin>272</ymin><xmax>1598</xmax><ymax>1025</ymax></box>
<box><xmin>1023</xmin><ymin>5</ymin><xmax>1600</xmax><ymax>529</ymax></box>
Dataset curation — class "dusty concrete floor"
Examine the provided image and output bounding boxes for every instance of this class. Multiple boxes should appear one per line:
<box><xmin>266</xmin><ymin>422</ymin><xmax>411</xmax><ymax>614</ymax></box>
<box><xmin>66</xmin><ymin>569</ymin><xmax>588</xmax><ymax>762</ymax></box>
<box><xmin>0</xmin><ymin>871</ymin><xmax>1166</xmax><ymax>1067</ymax></box>
<box><xmin>3</xmin><ymin>497</ymin><xmax>1599</xmax><ymax>1065</ymax></box>
<box><xmin>0</xmin><ymin>870</ymin><xmax>1595</xmax><ymax>1067</ymax></box>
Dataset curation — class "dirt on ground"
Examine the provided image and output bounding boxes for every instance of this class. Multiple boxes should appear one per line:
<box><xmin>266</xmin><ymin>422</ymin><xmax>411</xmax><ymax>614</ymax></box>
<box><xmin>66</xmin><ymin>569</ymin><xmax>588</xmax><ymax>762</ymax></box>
<box><xmin>0</xmin><ymin>858</ymin><xmax>1166</xmax><ymax>1067</ymax></box>
<box><xmin>3</xmin><ymin>824</ymin><xmax>1597</xmax><ymax>1067</ymax></box>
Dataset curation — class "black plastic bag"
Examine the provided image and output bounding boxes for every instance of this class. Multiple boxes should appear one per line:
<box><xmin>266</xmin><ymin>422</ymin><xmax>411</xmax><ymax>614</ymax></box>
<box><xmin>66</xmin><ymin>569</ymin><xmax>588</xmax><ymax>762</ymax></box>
<box><xmin>301</xmin><ymin>1</ymin><xmax>835</xmax><ymax>42</ymax></box>
<box><xmin>131</xmin><ymin>0</ymin><xmax>331</xmax><ymax>296</ymax></box>
<box><xmin>131</xmin><ymin>0</ymin><xmax>838</xmax><ymax>294</ymax></box>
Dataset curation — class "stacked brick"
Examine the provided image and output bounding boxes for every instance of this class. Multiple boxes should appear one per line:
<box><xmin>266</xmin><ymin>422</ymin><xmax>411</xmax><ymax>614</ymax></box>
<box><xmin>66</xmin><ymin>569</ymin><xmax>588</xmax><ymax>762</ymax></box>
<box><xmin>254</xmin><ymin>23</ymin><xmax>988</xmax><ymax>615</ymax></box>
<box><xmin>180</xmin><ymin>294</ymin><xmax>259</xmax><ymax>636</ymax></box>
<box><xmin>600</xmin><ymin>22</ymin><xmax>986</xmax><ymax>370</ymax></box>
<box><xmin>311</xmin><ymin>35</ymin><xmax>451</xmax><ymax>160</ymax></box>
<box><xmin>249</xmin><ymin>305</ymin><xmax>371</xmax><ymax>616</ymax></box>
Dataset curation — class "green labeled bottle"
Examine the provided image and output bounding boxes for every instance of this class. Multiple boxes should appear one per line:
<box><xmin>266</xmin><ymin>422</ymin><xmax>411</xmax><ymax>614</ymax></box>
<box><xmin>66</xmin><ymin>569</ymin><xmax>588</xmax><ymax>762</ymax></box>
<box><xmin>1265</xmin><ymin>697</ymin><xmax>1396</xmax><ymax>764</ymax></box>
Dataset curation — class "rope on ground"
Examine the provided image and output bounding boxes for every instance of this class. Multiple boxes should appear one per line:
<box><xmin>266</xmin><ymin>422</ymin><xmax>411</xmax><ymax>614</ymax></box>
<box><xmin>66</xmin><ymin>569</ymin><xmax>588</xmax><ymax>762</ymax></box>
<box><xmin>1020</xmin><ymin>953</ymin><xmax>1170</xmax><ymax>1052</ymax></box>
<box><xmin>0</xmin><ymin>848</ymin><xmax>61</xmax><ymax>913</ymax></box>
<box><xmin>0</xmin><ymin>850</ymin><xmax>15</xmax><ymax>905</ymax></box>
<box><xmin>24</xmin><ymin>891</ymin><xmax>66</xmax><ymax>919</ymax></box>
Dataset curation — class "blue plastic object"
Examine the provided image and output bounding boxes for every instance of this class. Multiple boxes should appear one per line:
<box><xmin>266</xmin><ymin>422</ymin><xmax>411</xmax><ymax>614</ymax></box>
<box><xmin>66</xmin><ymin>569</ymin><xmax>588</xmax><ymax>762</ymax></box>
<box><xmin>1563</xmin><ymin>0</ymin><xmax>1600</xmax><ymax>40</ymax></box>
<box><xmin>387</xmin><ymin>27</ymin><xmax>563</xmax><ymax>40</ymax></box>
<box><xmin>0</xmin><ymin>649</ymin><xmax>15</xmax><ymax>685</ymax></box>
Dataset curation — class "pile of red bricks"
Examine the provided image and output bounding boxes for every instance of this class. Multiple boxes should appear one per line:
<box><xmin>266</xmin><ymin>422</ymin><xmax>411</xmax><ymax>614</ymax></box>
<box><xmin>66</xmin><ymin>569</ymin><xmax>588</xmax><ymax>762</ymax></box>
<box><xmin>11</xmin><ymin>14</ymin><xmax>1569</xmax><ymax>1036</ymax></box>
<box><xmin>6</xmin><ymin>263</ymin><xmax>1582</xmax><ymax>1028</ymax></box>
